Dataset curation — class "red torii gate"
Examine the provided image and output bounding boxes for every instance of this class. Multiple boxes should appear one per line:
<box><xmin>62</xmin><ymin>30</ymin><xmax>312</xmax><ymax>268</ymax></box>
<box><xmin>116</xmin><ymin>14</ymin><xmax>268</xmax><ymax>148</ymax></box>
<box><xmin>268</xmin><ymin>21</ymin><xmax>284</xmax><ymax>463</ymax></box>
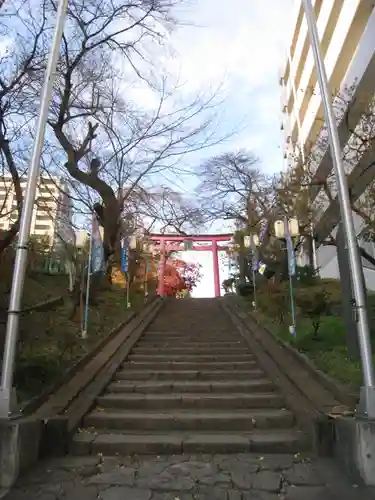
<box><xmin>149</xmin><ymin>233</ymin><xmax>233</xmax><ymax>297</ymax></box>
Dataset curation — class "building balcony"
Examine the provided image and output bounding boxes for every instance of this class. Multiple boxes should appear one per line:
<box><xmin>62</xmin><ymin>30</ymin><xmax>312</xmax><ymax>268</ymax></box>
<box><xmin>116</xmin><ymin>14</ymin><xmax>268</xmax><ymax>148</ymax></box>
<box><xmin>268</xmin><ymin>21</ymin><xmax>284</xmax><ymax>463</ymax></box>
<box><xmin>298</xmin><ymin>1</ymin><xmax>375</xmax><ymax>162</ymax></box>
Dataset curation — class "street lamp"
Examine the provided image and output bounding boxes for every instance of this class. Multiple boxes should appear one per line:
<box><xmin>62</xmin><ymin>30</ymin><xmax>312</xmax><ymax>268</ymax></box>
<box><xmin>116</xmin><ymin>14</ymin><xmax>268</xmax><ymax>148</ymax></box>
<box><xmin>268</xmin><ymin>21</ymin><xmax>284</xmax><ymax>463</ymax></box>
<box><xmin>274</xmin><ymin>217</ymin><xmax>299</xmax><ymax>238</ymax></box>
<box><xmin>129</xmin><ymin>235</ymin><xmax>138</xmax><ymax>250</ymax></box>
<box><xmin>244</xmin><ymin>233</ymin><xmax>260</xmax><ymax>310</ymax></box>
<box><xmin>274</xmin><ymin>217</ymin><xmax>299</xmax><ymax>336</ymax></box>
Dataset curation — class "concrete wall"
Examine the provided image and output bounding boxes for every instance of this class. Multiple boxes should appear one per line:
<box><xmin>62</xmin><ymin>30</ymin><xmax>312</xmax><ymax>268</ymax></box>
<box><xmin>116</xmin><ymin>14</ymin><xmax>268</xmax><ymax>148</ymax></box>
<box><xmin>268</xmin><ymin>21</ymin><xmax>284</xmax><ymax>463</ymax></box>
<box><xmin>316</xmin><ymin>231</ymin><xmax>375</xmax><ymax>291</ymax></box>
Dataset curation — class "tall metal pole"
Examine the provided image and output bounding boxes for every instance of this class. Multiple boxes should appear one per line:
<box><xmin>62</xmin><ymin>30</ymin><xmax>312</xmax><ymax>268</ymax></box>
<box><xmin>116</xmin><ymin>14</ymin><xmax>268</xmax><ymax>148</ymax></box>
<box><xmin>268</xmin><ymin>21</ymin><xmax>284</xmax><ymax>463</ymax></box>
<box><xmin>252</xmin><ymin>267</ymin><xmax>257</xmax><ymax>310</ymax></box>
<box><xmin>0</xmin><ymin>0</ymin><xmax>68</xmax><ymax>417</ymax></box>
<box><xmin>82</xmin><ymin>231</ymin><xmax>93</xmax><ymax>339</ymax></box>
<box><xmin>302</xmin><ymin>0</ymin><xmax>375</xmax><ymax>416</ymax></box>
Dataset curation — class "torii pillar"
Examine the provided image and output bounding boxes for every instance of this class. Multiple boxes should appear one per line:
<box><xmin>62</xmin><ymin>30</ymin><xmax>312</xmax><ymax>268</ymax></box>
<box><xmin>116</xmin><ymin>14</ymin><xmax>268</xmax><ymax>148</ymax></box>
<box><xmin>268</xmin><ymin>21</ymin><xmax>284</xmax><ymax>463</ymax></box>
<box><xmin>157</xmin><ymin>238</ymin><xmax>166</xmax><ymax>297</ymax></box>
<box><xmin>212</xmin><ymin>239</ymin><xmax>220</xmax><ymax>297</ymax></box>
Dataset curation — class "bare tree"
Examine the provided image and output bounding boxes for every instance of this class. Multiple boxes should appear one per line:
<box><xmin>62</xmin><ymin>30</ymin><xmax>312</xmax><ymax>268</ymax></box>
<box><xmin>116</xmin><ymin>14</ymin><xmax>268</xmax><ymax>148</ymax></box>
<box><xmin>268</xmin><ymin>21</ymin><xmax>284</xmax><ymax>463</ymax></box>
<box><xmin>1</xmin><ymin>0</ymin><xmax>225</xmax><ymax>267</ymax></box>
<box><xmin>0</xmin><ymin>0</ymin><xmax>49</xmax><ymax>253</ymax></box>
<box><xmin>196</xmin><ymin>150</ymin><xmax>291</xmax><ymax>278</ymax></box>
<box><xmin>279</xmin><ymin>83</ymin><xmax>375</xmax><ymax>268</ymax></box>
<box><xmin>196</xmin><ymin>151</ymin><xmax>269</xmax><ymax>225</ymax></box>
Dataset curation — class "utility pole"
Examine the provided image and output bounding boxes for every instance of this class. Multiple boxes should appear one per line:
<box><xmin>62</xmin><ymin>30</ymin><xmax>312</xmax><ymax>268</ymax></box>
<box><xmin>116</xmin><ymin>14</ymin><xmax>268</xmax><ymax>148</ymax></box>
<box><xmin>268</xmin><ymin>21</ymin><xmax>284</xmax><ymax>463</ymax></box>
<box><xmin>0</xmin><ymin>0</ymin><xmax>69</xmax><ymax>417</ymax></box>
<box><xmin>302</xmin><ymin>0</ymin><xmax>375</xmax><ymax>417</ymax></box>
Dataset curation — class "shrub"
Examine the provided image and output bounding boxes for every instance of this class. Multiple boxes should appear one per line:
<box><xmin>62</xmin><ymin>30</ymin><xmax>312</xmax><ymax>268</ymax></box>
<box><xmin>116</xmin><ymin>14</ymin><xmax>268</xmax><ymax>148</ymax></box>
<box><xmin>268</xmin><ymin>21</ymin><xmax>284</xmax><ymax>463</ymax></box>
<box><xmin>237</xmin><ymin>282</ymin><xmax>254</xmax><ymax>297</ymax></box>
<box><xmin>257</xmin><ymin>282</ymin><xmax>290</xmax><ymax>324</ymax></box>
<box><xmin>295</xmin><ymin>265</ymin><xmax>318</xmax><ymax>285</ymax></box>
<box><xmin>295</xmin><ymin>286</ymin><xmax>332</xmax><ymax>336</ymax></box>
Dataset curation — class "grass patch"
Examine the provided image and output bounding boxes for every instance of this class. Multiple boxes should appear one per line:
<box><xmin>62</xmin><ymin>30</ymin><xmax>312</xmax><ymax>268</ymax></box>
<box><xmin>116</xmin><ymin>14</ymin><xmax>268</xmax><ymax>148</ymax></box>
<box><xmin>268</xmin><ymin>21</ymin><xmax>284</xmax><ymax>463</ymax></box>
<box><xmin>253</xmin><ymin>306</ymin><xmax>365</xmax><ymax>391</ymax></box>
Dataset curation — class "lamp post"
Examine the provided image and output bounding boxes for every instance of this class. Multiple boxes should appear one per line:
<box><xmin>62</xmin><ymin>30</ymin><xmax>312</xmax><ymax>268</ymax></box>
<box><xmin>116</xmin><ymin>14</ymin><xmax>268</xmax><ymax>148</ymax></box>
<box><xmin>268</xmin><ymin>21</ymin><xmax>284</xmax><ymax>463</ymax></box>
<box><xmin>244</xmin><ymin>234</ymin><xmax>259</xmax><ymax>310</ymax></box>
<box><xmin>302</xmin><ymin>0</ymin><xmax>375</xmax><ymax>417</ymax></box>
<box><xmin>125</xmin><ymin>235</ymin><xmax>138</xmax><ymax>308</ymax></box>
<box><xmin>144</xmin><ymin>242</ymin><xmax>154</xmax><ymax>299</ymax></box>
<box><xmin>0</xmin><ymin>0</ymin><xmax>69</xmax><ymax>418</ymax></box>
<box><xmin>274</xmin><ymin>217</ymin><xmax>299</xmax><ymax>336</ymax></box>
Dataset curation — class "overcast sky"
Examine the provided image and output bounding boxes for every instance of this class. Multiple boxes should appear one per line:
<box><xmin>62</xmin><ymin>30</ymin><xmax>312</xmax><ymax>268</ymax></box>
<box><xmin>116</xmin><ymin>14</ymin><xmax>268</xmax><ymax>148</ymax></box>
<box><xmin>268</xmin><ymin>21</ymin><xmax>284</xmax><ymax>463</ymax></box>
<box><xmin>168</xmin><ymin>0</ymin><xmax>295</xmax><ymax>174</ymax></box>
<box><xmin>167</xmin><ymin>0</ymin><xmax>295</xmax><ymax>296</ymax></box>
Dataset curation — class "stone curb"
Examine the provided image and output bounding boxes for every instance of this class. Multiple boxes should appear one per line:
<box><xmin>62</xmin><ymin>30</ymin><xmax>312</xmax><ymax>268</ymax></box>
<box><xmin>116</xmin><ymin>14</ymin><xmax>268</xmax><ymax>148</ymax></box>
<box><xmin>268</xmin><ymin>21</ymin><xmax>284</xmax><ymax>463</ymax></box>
<box><xmin>222</xmin><ymin>299</ymin><xmax>343</xmax><ymax>455</ymax></box>
<box><xmin>0</xmin><ymin>297</ymin><xmax>164</xmax><ymax>489</ymax></box>
<box><xmin>19</xmin><ymin>294</ymin><xmax>158</xmax><ymax>416</ymax></box>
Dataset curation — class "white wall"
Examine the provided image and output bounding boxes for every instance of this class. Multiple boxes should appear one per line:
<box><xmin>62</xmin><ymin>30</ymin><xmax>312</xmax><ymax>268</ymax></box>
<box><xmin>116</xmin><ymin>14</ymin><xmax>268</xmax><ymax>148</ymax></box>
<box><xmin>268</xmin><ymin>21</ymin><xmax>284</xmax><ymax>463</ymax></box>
<box><xmin>318</xmin><ymin>244</ymin><xmax>375</xmax><ymax>291</ymax></box>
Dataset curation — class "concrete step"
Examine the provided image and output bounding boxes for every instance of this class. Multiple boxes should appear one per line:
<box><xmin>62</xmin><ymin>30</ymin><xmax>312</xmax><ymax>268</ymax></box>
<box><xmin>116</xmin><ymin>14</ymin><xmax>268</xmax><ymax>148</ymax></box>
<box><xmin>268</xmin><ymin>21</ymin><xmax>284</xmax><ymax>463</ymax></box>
<box><xmin>142</xmin><ymin>335</ymin><xmax>239</xmax><ymax>342</ymax></box>
<box><xmin>71</xmin><ymin>430</ymin><xmax>309</xmax><ymax>455</ymax></box>
<box><xmin>123</xmin><ymin>361</ymin><xmax>258</xmax><ymax>370</ymax></box>
<box><xmin>128</xmin><ymin>354</ymin><xmax>255</xmax><ymax>362</ymax></box>
<box><xmin>96</xmin><ymin>392</ymin><xmax>285</xmax><ymax>410</ymax></box>
<box><xmin>114</xmin><ymin>369</ymin><xmax>265</xmax><ymax>381</ymax></box>
<box><xmin>107</xmin><ymin>379</ymin><xmax>275</xmax><ymax>394</ymax></box>
<box><xmin>84</xmin><ymin>408</ymin><xmax>295</xmax><ymax>431</ymax></box>
<box><xmin>137</xmin><ymin>340</ymin><xmax>246</xmax><ymax>347</ymax></box>
<box><xmin>132</xmin><ymin>347</ymin><xmax>249</xmax><ymax>355</ymax></box>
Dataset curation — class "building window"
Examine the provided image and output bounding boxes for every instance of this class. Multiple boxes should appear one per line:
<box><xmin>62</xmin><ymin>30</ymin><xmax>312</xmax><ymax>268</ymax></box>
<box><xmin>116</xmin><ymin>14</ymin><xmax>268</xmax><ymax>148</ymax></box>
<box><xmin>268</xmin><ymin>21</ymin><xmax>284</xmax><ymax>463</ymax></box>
<box><xmin>34</xmin><ymin>224</ymin><xmax>50</xmax><ymax>230</ymax></box>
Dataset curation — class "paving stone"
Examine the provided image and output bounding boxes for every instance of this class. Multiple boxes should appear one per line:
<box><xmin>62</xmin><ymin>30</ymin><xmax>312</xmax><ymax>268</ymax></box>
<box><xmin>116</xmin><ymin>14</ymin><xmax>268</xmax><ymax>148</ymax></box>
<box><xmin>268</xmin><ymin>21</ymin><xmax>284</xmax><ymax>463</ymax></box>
<box><xmin>252</xmin><ymin>471</ymin><xmax>282</xmax><ymax>492</ymax></box>
<box><xmin>167</xmin><ymin>460</ymin><xmax>218</xmax><ymax>482</ymax></box>
<box><xmin>136</xmin><ymin>470</ymin><xmax>196</xmax><ymax>491</ymax></box>
<box><xmin>282</xmin><ymin>485</ymin><xmax>330</xmax><ymax>500</ymax></box>
<box><xmin>243</xmin><ymin>454</ymin><xmax>296</xmax><ymax>471</ymax></box>
<box><xmin>61</xmin><ymin>484</ymin><xmax>99</xmax><ymax>500</ymax></box>
<box><xmin>99</xmin><ymin>457</ymin><xmax>124</xmax><ymax>472</ymax></box>
<box><xmin>150</xmin><ymin>494</ymin><xmax>193</xmax><ymax>500</ymax></box>
<box><xmin>198</xmin><ymin>472</ymin><xmax>232</xmax><ymax>486</ymax></box>
<box><xmin>193</xmin><ymin>487</ymin><xmax>228</xmax><ymax>499</ymax></box>
<box><xmin>284</xmin><ymin>462</ymin><xmax>326</xmax><ymax>486</ymax></box>
<box><xmin>99</xmin><ymin>486</ymin><xmax>152</xmax><ymax>500</ymax></box>
<box><xmin>137</xmin><ymin>462</ymin><xmax>170</xmax><ymax>478</ymax></box>
<box><xmin>227</xmin><ymin>491</ymin><xmax>242</xmax><ymax>500</ymax></box>
<box><xmin>241</xmin><ymin>493</ymin><xmax>279</xmax><ymax>500</ymax></box>
<box><xmin>87</xmin><ymin>468</ymin><xmax>135</xmax><ymax>486</ymax></box>
<box><xmin>2</xmin><ymin>488</ymin><xmax>51</xmax><ymax>500</ymax></box>
<box><xmin>216</xmin><ymin>456</ymin><xmax>260</xmax><ymax>474</ymax></box>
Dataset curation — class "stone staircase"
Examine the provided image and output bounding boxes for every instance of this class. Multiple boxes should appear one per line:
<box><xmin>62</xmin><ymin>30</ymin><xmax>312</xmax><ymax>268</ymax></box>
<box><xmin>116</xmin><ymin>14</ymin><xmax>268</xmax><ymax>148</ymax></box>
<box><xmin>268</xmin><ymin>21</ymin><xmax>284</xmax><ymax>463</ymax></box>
<box><xmin>72</xmin><ymin>298</ymin><xmax>308</xmax><ymax>455</ymax></box>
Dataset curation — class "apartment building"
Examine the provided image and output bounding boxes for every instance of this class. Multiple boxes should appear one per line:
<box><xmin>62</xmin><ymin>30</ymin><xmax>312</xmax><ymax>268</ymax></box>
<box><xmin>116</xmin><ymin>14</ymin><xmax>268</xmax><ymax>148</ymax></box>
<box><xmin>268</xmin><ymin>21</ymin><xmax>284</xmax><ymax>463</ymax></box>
<box><xmin>0</xmin><ymin>175</ymin><xmax>74</xmax><ymax>250</ymax></box>
<box><xmin>279</xmin><ymin>0</ymin><xmax>375</xmax><ymax>288</ymax></box>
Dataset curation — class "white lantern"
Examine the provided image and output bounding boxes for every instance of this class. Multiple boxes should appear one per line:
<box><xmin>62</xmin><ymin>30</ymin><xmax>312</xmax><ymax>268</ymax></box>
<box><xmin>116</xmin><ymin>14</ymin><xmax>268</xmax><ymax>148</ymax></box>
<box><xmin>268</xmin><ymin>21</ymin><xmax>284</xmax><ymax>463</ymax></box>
<box><xmin>129</xmin><ymin>235</ymin><xmax>137</xmax><ymax>249</ymax></box>
<box><xmin>274</xmin><ymin>220</ymin><xmax>285</xmax><ymax>239</ymax></box>
<box><xmin>288</xmin><ymin>218</ymin><xmax>300</xmax><ymax>237</ymax></box>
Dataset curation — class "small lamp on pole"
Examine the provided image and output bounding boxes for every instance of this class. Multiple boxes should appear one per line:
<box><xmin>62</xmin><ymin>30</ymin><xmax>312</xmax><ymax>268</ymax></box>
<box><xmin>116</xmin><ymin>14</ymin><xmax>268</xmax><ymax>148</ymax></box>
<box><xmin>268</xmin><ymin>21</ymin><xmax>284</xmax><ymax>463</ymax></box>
<box><xmin>274</xmin><ymin>216</ymin><xmax>299</xmax><ymax>336</ymax></box>
<box><xmin>244</xmin><ymin>233</ymin><xmax>259</xmax><ymax>310</ymax></box>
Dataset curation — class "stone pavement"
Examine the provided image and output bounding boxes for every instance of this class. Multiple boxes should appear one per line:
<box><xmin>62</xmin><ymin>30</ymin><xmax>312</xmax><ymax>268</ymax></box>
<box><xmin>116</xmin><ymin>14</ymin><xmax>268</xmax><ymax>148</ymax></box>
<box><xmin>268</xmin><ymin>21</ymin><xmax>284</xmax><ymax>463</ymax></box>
<box><xmin>3</xmin><ymin>452</ymin><xmax>375</xmax><ymax>500</ymax></box>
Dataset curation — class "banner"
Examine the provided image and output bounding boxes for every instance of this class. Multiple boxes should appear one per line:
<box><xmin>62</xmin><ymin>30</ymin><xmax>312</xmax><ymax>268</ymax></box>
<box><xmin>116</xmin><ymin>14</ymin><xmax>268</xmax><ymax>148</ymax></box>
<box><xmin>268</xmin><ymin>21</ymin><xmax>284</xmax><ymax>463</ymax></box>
<box><xmin>121</xmin><ymin>238</ymin><xmax>128</xmax><ymax>272</ymax></box>
<box><xmin>91</xmin><ymin>214</ymin><xmax>105</xmax><ymax>273</ymax></box>
<box><xmin>250</xmin><ymin>234</ymin><xmax>259</xmax><ymax>271</ymax></box>
<box><xmin>258</xmin><ymin>220</ymin><xmax>268</xmax><ymax>244</ymax></box>
<box><xmin>284</xmin><ymin>218</ymin><xmax>296</xmax><ymax>277</ymax></box>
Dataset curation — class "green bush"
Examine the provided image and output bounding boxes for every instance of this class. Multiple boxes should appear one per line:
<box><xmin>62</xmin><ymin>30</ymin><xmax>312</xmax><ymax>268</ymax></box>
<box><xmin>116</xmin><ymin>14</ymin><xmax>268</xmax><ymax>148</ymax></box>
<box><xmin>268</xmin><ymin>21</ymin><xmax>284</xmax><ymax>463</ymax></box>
<box><xmin>295</xmin><ymin>286</ymin><xmax>331</xmax><ymax>336</ymax></box>
<box><xmin>14</xmin><ymin>353</ymin><xmax>64</xmax><ymax>400</ymax></box>
<box><xmin>295</xmin><ymin>265</ymin><xmax>317</xmax><ymax>285</ymax></box>
<box><xmin>257</xmin><ymin>282</ymin><xmax>290</xmax><ymax>324</ymax></box>
<box><xmin>236</xmin><ymin>282</ymin><xmax>254</xmax><ymax>297</ymax></box>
